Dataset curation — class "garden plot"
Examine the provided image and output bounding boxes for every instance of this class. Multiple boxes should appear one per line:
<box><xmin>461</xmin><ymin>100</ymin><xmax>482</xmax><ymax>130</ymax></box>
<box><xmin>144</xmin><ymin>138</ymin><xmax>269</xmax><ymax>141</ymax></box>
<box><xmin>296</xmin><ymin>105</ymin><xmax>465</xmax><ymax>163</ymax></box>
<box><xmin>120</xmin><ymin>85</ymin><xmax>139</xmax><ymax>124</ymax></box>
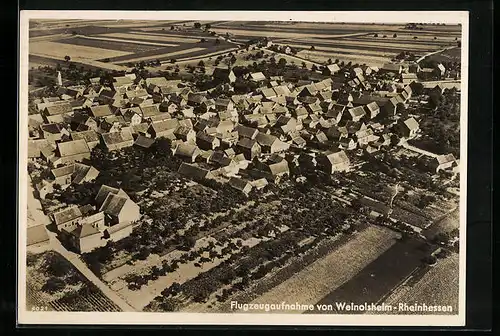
<box><xmin>246</xmin><ymin>226</ymin><xmax>400</xmax><ymax>313</ymax></box>
<box><xmin>112</xmin><ymin>235</ymin><xmax>267</xmax><ymax>311</ymax></box>
<box><xmin>97</xmin><ymin>32</ymin><xmax>201</xmax><ymax>44</ymax></box>
<box><xmin>29</xmin><ymin>41</ymin><xmax>131</xmax><ymax>60</ymax></box>
<box><xmin>285</xmin><ymin>44</ymin><xmax>396</xmax><ymax>57</ymax></box>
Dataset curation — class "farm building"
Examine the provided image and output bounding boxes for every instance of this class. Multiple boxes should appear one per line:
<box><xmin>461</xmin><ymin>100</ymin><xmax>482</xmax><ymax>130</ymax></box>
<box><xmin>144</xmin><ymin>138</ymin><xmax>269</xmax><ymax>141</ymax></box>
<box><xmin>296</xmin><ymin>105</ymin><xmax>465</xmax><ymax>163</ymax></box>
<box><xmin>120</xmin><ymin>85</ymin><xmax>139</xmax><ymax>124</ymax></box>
<box><xmin>147</xmin><ymin>119</ymin><xmax>179</xmax><ymax>139</ymax></box>
<box><xmin>255</xmin><ymin>132</ymin><xmax>290</xmax><ymax>154</ymax></box>
<box><xmin>101</xmin><ymin>129</ymin><xmax>135</xmax><ymax>151</ymax></box>
<box><xmin>174</xmin><ymin>142</ymin><xmax>201</xmax><ymax>162</ymax></box>
<box><xmin>430</xmin><ymin>154</ymin><xmax>457</xmax><ymax>173</ymax></box>
<box><xmin>396</xmin><ymin>117</ymin><xmax>420</xmax><ymax>139</ymax></box>
<box><xmin>89</xmin><ymin>105</ymin><xmax>114</xmax><ymax>118</ymax></box>
<box><xmin>316</xmin><ymin>150</ymin><xmax>350</xmax><ymax>173</ymax></box>
<box><xmin>178</xmin><ymin>162</ymin><xmax>215</xmax><ymax>180</ymax></box>
<box><xmin>236</xmin><ymin>138</ymin><xmax>261</xmax><ymax>160</ymax></box>
<box><xmin>99</xmin><ymin>192</ymin><xmax>141</xmax><ymax>227</ymax></box>
<box><xmin>134</xmin><ymin>135</ymin><xmax>155</xmax><ymax>149</ymax></box>
<box><xmin>212</xmin><ymin>67</ymin><xmax>237</xmax><ymax>83</ymax></box>
<box><xmin>70</xmin><ymin>130</ymin><xmax>100</xmax><ymax>150</ymax></box>
<box><xmin>54</xmin><ymin>139</ymin><xmax>91</xmax><ymax>165</ymax></box>
<box><xmin>228</xmin><ymin>177</ymin><xmax>253</xmax><ymax>195</ymax></box>
<box><xmin>53</xmin><ymin>205</ymin><xmax>83</xmax><ymax>232</ymax></box>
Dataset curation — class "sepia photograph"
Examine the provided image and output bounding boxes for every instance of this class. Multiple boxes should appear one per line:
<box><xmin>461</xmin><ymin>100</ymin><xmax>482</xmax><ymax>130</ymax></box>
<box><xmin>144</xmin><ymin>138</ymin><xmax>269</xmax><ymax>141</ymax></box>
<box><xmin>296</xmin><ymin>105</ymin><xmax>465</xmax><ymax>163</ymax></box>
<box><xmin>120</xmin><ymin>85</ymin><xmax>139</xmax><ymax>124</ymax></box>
<box><xmin>18</xmin><ymin>11</ymin><xmax>468</xmax><ymax>326</ymax></box>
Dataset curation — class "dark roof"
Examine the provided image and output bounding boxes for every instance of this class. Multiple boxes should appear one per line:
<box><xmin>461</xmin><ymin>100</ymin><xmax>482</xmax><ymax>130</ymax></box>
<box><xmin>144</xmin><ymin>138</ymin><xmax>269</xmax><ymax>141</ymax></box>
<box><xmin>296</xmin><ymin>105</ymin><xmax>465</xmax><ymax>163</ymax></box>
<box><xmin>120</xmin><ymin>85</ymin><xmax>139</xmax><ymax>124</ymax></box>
<box><xmin>71</xmin><ymin>130</ymin><xmax>100</xmax><ymax>143</ymax></box>
<box><xmin>100</xmin><ymin>193</ymin><xmax>129</xmax><ymax>216</ymax></box>
<box><xmin>140</xmin><ymin>104</ymin><xmax>161</xmax><ymax>117</ymax></box>
<box><xmin>177</xmin><ymin>162</ymin><xmax>211</xmax><ymax>179</ymax></box>
<box><xmin>53</xmin><ymin>206</ymin><xmax>82</xmax><ymax>225</ymax></box>
<box><xmin>237</xmin><ymin>137</ymin><xmax>258</xmax><ymax>149</ymax></box>
<box><xmin>102</xmin><ymin>129</ymin><xmax>134</xmax><ymax>146</ymax></box>
<box><xmin>134</xmin><ymin>135</ymin><xmax>155</xmax><ymax>148</ymax></box>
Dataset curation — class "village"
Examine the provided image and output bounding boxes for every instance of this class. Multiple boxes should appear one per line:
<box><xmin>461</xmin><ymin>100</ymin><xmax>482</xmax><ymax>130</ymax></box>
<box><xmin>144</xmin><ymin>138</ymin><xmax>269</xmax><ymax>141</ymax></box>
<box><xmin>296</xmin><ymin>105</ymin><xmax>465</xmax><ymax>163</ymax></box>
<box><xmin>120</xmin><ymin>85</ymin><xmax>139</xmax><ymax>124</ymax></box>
<box><xmin>26</xmin><ymin>31</ymin><xmax>462</xmax><ymax>313</ymax></box>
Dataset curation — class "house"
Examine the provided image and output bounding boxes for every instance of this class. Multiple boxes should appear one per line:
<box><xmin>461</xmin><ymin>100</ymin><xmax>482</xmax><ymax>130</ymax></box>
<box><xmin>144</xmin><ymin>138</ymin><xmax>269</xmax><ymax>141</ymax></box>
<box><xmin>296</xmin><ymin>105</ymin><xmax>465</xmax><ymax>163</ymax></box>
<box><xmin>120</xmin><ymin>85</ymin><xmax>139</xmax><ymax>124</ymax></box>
<box><xmin>53</xmin><ymin>205</ymin><xmax>83</xmax><ymax>231</ymax></box>
<box><xmin>355</xmin><ymin>128</ymin><xmax>379</xmax><ymax>147</ymax></box>
<box><xmin>174</xmin><ymin>125</ymin><xmax>196</xmax><ymax>142</ymax></box>
<box><xmin>236</xmin><ymin>138</ymin><xmax>261</xmax><ymax>160</ymax></box>
<box><xmin>147</xmin><ymin>119</ymin><xmax>179</xmax><ymax>139</ymax></box>
<box><xmin>401</xmin><ymin>73</ymin><xmax>418</xmax><ymax>85</ymax></box>
<box><xmin>255</xmin><ymin>132</ymin><xmax>290</xmax><ymax>153</ymax></box>
<box><xmin>89</xmin><ymin>105</ymin><xmax>114</xmax><ymax>119</ymax></box>
<box><xmin>431</xmin><ymin>154</ymin><xmax>457</xmax><ymax>173</ymax></box>
<box><xmin>28</xmin><ymin>139</ymin><xmax>54</xmax><ymax>159</ymax></box>
<box><xmin>70</xmin><ymin>130</ymin><xmax>100</xmax><ymax>150</ymax></box>
<box><xmin>27</xmin><ymin>224</ymin><xmax>50</xmax><ymax>246</ymax></box>
<box><xmin>99</xmin><ymin>192</ymin><xmax>141</xmax><ymax>226</ymax></box>
<box><xmin>293</xmin><ymin>106</ymin><xmax>309</xmax><ymax>121</ymax></box>
<box><xmin>250</xmin><ymin>178</ymin><xmax>268</xmax><ymax>190</ymax></box>
<box><xmin>249</xmin><ymin>72</ymin><xmax>267</xmax><ymax>83</ymax></box>
<box><xmin>344</xmin><ymin>106</ymin><xmax>366</xmax><ymax>122</ymax></box>
<box><xmin>212</xmin><ymin>67</ymin><xmax>236</xmax><ymax>83</ymax></box>
<box><xmin>43</xmin><ymin>102</ymin><xmax>72</xmax><ymax>123</ymax></box>
<box><xmin>254</xmin><ymin>155</ymin><xmax>290</xmax><ymax>183</ymax></box>
<box><xmin>275</xmin><ymin>115</ymin><xmax>298</xmax><ymax>134</ymax></box>
<box><xmin>70</xmin><ymin>163</ymin><xmax>99</xmax><ymax>184</ymax></box>
<box><xmin>316</xmin><ymin>150</ymin><xmax>350</xmax><ymax>173</ymax></box>
<box><xmin>54</xmin><ymin>139</ymin><xmax>91</xmax><ymax>165</ymax></box>
<box><xmin>51</xmin><ymin>164</ymin><xmax>75</xmax><ymax>186</ymax></box>
<box><xmin>63</xmin><ymin>221</ymin><xmax>103</xmax><ymax>253</ymax></box>
<box><xmin>364</xmin><ymin>102</ymin><xmax>380</xmax><ymax>119</ymax></box>
<box><xmin>112</xmin><ymin>76</ymin><xmax>134</xmax><ymax>90</ymax></box>
<box><xmin>131</xmin><ymin>123</ymin><xmax>150</xmax><ymax>136</ymax></box>
<box><xmin>228</xmin><ymin>177</ymin><xmax>253</xmax><ymax>195</ymax></box>
<box><xmin>236</xmin><ymin>125</ymin><xmax>259</xmax><ymax>139</ymax></box>
<box><xmin>324</xmin><ymin>63</ymin><xmax>341</xmax><ymax>76</ymax></box>
<box><xmin>396</xmin><ymin>117</ymin><xmax>420</xmax><ymax>138</ymax></box>
<box><xmin>133</xmin><ymin>135</ymin><xmax>156</xmax><ymax>149</ymax></box>
<box><xmin>196</xmin><ymin>131</ymin><xmax>221</xmax><ymax>150</ymax></box>
<box><xmin>339</xmin><ymin>137</ymin><xmax>357</xmax><ymax>150</ymax></box>
<box><xmin>101</xmin><ymin>129</ymin><xmax>135</xmax><ymax>151</ymax></box>
<box><xmin>174</xmin><ymin>142</ymin><xmax>201</xmax><ymax>162</ymax></box>
<box><xmin>381</xmin><ymin>63</ymin><xmax>402</xmax><ymax>74</ymax></box>
<box><xmin>325</xmin><ymin>104</ymin><xmax>345</xmax><ymax>124</ymax></box>
<box><xmin>177</xmin><ymin>162</ymin><xmax>215</xmax><ymax>180</ymax></box>
<box><xmin>187</xmin><ymin>92</ymin><xmax>207</xmax><ymax>107</ymax></box>
<box><xmin>121</xmin><ymin>107</ymin><xmax>143</xmax><ymax>125</ymax></box>
<box><xmin>125</xmin><ymin>89</ymin><xmax>149</xmax><ymax>100</ymax></box>
<box><xmin>144</xmin><ymin>77</ymin><xmax>169</xmax><ymax>91</ymax></box>
<box><xmin>40</xmin><ymin>123</ymin><xmax>67</xmax><ymax>141</ymax></box>
<box><xmin>140</xmin><ymin>104</ymin><xmax>162</xmax><ymax>119</ymax></box>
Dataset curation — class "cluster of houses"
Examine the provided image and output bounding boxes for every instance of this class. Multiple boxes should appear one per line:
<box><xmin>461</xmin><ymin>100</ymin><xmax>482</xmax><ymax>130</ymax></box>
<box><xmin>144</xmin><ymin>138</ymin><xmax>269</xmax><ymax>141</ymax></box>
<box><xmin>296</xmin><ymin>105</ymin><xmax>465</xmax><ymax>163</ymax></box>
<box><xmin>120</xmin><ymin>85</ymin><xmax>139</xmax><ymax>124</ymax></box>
<box><xmin>27</xmin><ymin>59</ymin><xmax>458</xmax><ymax>252</ymax></box>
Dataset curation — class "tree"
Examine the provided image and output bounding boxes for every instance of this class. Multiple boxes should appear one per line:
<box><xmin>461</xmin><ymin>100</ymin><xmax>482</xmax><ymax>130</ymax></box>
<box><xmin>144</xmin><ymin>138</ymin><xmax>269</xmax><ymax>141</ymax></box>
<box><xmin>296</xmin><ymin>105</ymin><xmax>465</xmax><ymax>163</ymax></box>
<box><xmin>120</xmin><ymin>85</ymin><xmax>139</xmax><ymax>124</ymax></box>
<box><xmin>393</xmin><ymin>33</ymin><xmax>397</xmax><ymax>38</ymax></box>
<box><xmin>311</xmin><ymin>64</ymin><xmax>318</xmax><ymax>71</ymax></box>
<box><xmin>42</xmin><ymin>277</ymin><xmax>66</xmax><ymax>294</ymax></box>
<box><xmin>170</xmin><ymin>59</ymin><xmax>176</xmax><ymax>64</ymax></box>
<box><xmin>198</xmin><ymin>60</ymin><xmax>205</xmax><ymax>67</ymax></box>
<box><xmin>64</xmin><ymin>55</ymin><xmax>71</xmax><ymax>62</ymax></box>
<box><xmin>310</xmin><ymin>45</ymin><xmax>315</xmax><ymax>50</ymax></box>
<box><xmin>374</xmin><ymin>33</ymin><xmax>378</xmax><ymax>37</ymax></box>
<box><xmin>200</xmin><ymin>38</ymin><xmax>206</xmax><ymax>43</ymax></box>
<box><xmin>215</xmin><ymin>38</ymin><xmax>221</xmax><ymax>45</ymax></box>
<box><xmin>205</xmin><ymin>23</ymin><xmax>211</xmax><ymax>30</ymax></box>
<box><xmin>170</xmin><ymin>25</ymin><xmax>175</xmax><ymax>30</ymax></box>
<box><xmin>194</xmin><ymin>22</ymin><xmax>202</xmax><ymax>29</ymax></box>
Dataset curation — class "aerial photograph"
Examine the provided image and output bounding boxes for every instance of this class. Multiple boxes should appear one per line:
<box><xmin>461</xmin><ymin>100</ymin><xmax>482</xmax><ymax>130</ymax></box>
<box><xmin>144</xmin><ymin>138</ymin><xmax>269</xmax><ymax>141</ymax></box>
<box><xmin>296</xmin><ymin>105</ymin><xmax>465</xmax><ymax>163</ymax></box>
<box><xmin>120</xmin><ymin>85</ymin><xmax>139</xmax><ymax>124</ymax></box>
<box><xmin>23</xmin><ymin>18</ymin><xmax>462</xmax><ymax>316</ymax></box>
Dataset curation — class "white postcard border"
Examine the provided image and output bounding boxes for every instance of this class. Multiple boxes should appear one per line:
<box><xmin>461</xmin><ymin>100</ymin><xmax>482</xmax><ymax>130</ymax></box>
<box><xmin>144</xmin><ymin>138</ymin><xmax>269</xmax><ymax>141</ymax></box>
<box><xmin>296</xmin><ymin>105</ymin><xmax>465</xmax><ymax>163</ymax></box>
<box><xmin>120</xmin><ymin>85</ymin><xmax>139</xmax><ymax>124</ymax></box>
<box><xmin>18</xmin><ymin>10</ymin><xmax>469</xmax><ymax>326</ymax></box>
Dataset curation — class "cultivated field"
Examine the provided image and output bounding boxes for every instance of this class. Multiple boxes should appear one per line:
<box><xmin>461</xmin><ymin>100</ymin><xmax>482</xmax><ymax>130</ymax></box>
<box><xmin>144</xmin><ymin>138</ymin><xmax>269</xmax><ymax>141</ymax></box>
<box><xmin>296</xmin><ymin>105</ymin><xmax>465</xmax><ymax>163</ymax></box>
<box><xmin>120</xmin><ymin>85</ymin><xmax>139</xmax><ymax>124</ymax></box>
<box><xmin>56</xmin><ymin>36</ymin><xmax>169</xmax><ymax>52</ymax></box>
<box><xmin>30</xmin><ymin>41</ymin><xmax>131</xmax><ymax>60</ymax></box>
<box><xmin>97</xmin><ymin>32</ymin><xmax>201</xmax><ymax>44</ymax></box>
<box><xmin>244</xmin><ymin>225</ymin><xmax>400</xmax><ymax>313</ymax></box>
<box><xmin>311</xmin><ymin>238</ymin><xmax>436</xmax><ymax>314</ymax></box>
<box><xmin>381</xmin><ymin>253</ymin><xmax>459</xmax><ymax>314</ymax></box>
<box><xmin>422</xmin><ymin>207</ymin><xmax>460</xmax><ymax>240</ymax></box>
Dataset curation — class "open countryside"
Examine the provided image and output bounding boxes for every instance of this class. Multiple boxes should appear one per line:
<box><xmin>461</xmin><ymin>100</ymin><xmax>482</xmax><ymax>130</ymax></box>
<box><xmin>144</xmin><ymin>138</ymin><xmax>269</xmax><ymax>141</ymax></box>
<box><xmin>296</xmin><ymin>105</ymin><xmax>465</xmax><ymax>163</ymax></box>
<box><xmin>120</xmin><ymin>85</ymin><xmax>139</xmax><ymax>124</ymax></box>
<box><xmin>25</xmin><ymin>19</ymin><xmax>462</xmax><ymax>319</ymax></box>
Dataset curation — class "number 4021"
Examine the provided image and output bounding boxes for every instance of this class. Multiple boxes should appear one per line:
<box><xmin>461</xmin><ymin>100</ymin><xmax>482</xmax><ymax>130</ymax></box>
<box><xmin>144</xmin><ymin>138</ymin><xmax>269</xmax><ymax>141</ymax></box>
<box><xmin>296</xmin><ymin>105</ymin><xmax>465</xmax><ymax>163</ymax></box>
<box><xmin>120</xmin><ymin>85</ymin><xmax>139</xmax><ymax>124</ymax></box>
<box><xmin>31</xmin><ymin>306</ymin><xmax>50</xmax><ymax>311</ymax></box>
